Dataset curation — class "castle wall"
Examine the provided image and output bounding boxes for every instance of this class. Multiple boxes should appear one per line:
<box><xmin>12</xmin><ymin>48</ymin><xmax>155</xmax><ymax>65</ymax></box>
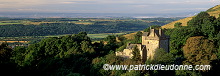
<box><xmin>116</xmin><ymin>44</ymin><xmax>143</xmax><ymax>59</ymax></box>
<box><xmin>116</xmin><ymin>49</ymin><xmax>133</xmax><ymax>59</ymax></box>
<box><xmin>141</xmin><ymin>45</ymin><xmax>147</xmax><ymax>62</ymax></box>
<box><xmin>159</xmin><ymin>39</ymin><xmax>169</xmax><ymax>52</ymax></box>
<box><xmin>142</xmin><ymin>36</ymin><xmax>146</xmax><ymax>45</ymax></box>
<box><xmin>123</xmin><ymin>49</ymin><xmax>133</xmax><ymax>58</ymax></box>
<box><xmin>136</xmin><ymin>44</ymin><xmax>143</xmax><ymax>59</ymax></box>
<box><xmin>144</xmin><ymin>39</ymin><xmax>159</xmax><ymax>60</ymax></box>
<box><xmin>116</xmin><ymin>29</ymin><xmax>169</xmax><ymax>61</ymax></box>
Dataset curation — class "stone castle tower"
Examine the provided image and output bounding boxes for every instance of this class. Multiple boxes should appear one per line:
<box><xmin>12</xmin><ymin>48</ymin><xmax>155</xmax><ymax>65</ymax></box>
<box><xmin>116</xmin><ymin>28</ymin><xmax>169</xmax><ymax>61</ymax></box>
<box><xmin>142</xmin><ymin>29</ymin><xmax>170</xmax><ymax>60</ymax></box>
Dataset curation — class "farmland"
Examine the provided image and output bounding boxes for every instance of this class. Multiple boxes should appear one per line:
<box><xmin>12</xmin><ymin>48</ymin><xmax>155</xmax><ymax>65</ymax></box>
<box><xmin>0</xmin><ymin>17</ymin><xmax>183</xmax><ymax>46</ymax></box>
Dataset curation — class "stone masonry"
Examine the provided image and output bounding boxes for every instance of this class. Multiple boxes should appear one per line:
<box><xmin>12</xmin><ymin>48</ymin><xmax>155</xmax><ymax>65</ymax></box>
<box><xmin>116</xmin><ymin>28</ymin><xmax>169</xmax><ymax>61</ymax></box>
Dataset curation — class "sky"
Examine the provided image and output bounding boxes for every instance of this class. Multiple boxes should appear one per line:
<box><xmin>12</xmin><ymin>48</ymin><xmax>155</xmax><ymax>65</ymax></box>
<box><xmin>0</xmin><ymin>0</ymin><xmax>220</xmax><ymax>14</ymax></box>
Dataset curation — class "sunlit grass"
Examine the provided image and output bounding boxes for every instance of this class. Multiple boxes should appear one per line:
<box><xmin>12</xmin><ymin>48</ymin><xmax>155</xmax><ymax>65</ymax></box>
<box><xmin>0</xmin><ymin>23</ymin><xmax>21</xmax><ymax>25</ymax></box>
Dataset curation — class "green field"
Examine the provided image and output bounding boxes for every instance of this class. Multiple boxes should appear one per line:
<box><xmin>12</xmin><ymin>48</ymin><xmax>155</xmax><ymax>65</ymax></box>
<box><xmin>0</xmin><ymin>23</ymin><xmax>21</xmax><ymax>25</ymax></box>
<box><xmin>88</xmin><ymin>33</ymin><xmax>125</xmax><ymax>39</ymax></box>
<box><xmin>40</xmin><ymin>33</ymin><xmax>125</xmax><ymax>39</ymax></box>
<box><xmin>0</xmin><ymin>33</ymin><xmax>126</xmax><ymax>45</ymax></box>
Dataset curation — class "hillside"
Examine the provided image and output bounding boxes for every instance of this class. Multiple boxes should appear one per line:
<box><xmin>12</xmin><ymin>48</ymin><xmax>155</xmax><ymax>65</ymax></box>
<box><xmin>123</xmin><ymin>5</ymin><xmax>220</xmax><ymax>38</ymax></box>
<box><xmin>162</xmin><ymin>5</ymin><xmax>220</xmax><ymax>29</ymax></box>
<box><xmin>207</xmin><ymin>5</ymin><xmax>220</xmax><ymax>17</ymax></box>
<box><xmin>123</xmin><ymin>32</ymin><xmax>137</xmax><ymax>39</ymax></box>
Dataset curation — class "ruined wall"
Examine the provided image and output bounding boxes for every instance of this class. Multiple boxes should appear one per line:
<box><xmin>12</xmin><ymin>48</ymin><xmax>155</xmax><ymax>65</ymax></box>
<box><xmin>116</xmin><ymin>49</ymin><xmax>133</xmax><ymax>59</ymax></box>
<box><xmin>117</xmin><ymin>29</ymin><xmax>169</xmax><ymax>61</ymax></box>
<box><xmin>116</xmin><ymin>44</ymin><xmax>143</xmax><ymax>59</ymax></box>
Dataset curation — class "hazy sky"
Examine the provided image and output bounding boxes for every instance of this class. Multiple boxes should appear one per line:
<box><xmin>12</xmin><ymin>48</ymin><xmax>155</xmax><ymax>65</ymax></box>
<box><xmin>0</xmin><ymin>0</ymin><xmax>220</xmax><ymax>14</ymax></box>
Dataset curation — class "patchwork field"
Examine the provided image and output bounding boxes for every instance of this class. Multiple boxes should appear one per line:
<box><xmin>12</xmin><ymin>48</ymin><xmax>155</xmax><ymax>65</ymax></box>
<box><xmin>0</xmin><ymin>17</ymin><xmax>183</xmax><ymax>46</ymax></box>
<box><xmin>88</xmin><ymin>33</ymin><xmax>125</xmax><ymax>39</ymax></box>
<box><xmin>0</xmin><ymin>33</ymin><xmax>127</xmax><ymax>46</ymax></box>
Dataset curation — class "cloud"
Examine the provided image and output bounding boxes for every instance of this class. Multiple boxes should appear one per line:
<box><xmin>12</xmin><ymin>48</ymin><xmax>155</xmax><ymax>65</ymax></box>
<box><xmin>98</xmin><ymin>0</ymin><xmax>136</xmax><ymax>4</ymax></box>
<box><xmin>0</xmin><ymin>0</ymin><xmax>220</xmax><ymax>13</ymax></box>
<box><xmin>60</xmin><ymin>1</ymin><xmax>77</xmax><ymax>4</ymax></box>
<box><xmin>0</xmin><ymin>0</ymin><xmax>103</xmax><ymax>8</ymax></box>
<box><xmin>148</xmin><ymin>0</ymin><xmax>220</xmax><ymax>5</ymax></box>
<box><xmin>132</xmin><ymin>5</ymin><xmax>150</xmax><ymax>8</ymax></box>
<box><xmin>0</xmin><ymin>0</ymin><xmax>47</xmax><ymax>8</ymax></box>
<box><xmin>16</xmin><ymin>8</ymin><xmax>88</xmax><ymax>13</ymax></box>
<box><xmin>161</xmin><ymin>8</ymin><xmax>209</xmax><ymax>11</ymax></box>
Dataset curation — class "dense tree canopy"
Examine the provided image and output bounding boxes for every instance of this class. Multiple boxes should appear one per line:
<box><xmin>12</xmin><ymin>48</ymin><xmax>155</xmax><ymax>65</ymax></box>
<box><xmin>183</xmin><ymin>36</ymin><xmax>217</xmax><ymax>65</ymax></box>
<box><xmin>165</xmin><ymin>12</ymin><xmax>220</xmax><ymax>75</ymax></box>
<box><xmin>7</xmin><ymin>32</ymin><xmax>103</xmax><ymax>75</ymax></box>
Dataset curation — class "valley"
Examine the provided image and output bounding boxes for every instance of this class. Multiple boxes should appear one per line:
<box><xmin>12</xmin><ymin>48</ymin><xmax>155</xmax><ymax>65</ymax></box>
<box><xmin>0</xmin><ymin>17</ymin><xmax>182</xmax><ymax>47</ymax></box>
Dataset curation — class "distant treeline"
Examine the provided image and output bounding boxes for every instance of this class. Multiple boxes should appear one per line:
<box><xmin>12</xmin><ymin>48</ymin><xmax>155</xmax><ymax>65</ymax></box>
<box><xmin>0</xmin><ymin>21</ymin><xmax>163</xmax><ymax>37</ymax></box>
<box><xmin>0</xmin><ymin>17</ymin><xmax>183</xmax><ymax>37</ymax></box>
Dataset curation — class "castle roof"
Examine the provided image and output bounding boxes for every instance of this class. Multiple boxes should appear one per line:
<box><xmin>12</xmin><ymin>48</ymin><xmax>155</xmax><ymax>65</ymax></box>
<box><xmin>142</xmin><ymin>29</ymin><xmax>169</xmax><ymax>39</ymax></box>
<box><xmin>142</xmin><ymin>32</ymin><xmax>149</xmax><ymax>36</ymax></box>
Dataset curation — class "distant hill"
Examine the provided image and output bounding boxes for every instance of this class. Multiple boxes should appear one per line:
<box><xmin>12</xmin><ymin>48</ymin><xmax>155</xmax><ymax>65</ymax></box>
<box><xmin>162</xmin><ymin>5</ymin><xmax>220</xmax><ymax>29</ymax></box>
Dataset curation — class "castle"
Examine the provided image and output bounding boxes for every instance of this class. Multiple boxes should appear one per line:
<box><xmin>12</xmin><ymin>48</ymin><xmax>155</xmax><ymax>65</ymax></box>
<box><xmin>116</xmin><ymin>28</ymin><xmax>169</xmax><ymax>61</ymax></box>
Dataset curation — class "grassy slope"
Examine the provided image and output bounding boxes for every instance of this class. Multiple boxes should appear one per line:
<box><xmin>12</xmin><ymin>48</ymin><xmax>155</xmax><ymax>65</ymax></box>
<box><xmin>207</xmin><ymin>5</ymin><xmax>220</xmax><ymax>17</ymax></box>
<box><xmin>123</xmin><ymin>5</ymin><xmax>220</xmax><ymax>39</ymax></box>
<box><xmin>161</xmin><ymin>17</ymin><xmax>193</xmax><ymax>29</ymax></box>
<box><xmin>162</xmin><ymin>4</ymin><xmax>220</xmax><ymax>29</ymax></box>
<box><xmin>123</xmin><ymin>32</ymin><xmax>137</xmax><ymax>40</ymax></box>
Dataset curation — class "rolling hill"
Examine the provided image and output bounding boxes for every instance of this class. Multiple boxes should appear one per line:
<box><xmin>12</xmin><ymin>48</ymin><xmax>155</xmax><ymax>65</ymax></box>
<box><xmin>162</xmin><ymin>5</ymin><xmax>220</xmax><ymax>29</ymax></box>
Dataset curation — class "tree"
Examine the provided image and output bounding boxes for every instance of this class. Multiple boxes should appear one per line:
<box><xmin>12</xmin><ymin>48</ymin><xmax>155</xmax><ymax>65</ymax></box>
<box><xmin>153</xmin><ymin>48</ymin><xmax>174</xmax><ymax>64</ymax></box>
<box><xmin>174</xmin><ymin>22</ymin><xmax>182</xmax><ymax>28</ymax></box>
<box><xmin>104</xmin><ymin>35</ymin><xmax>116</xmax><ymax>44</ymax></box>
<box><xmin>117</xmin><ymin>35</ymin><xmax>126</xmax><ymax>42</ymax></box>
<box><xmin>132</xmin><ymin>45</ymin><xmax>141</xmax><ymax>61</ymax></box>
<box><xmin>144</xmin><ymin>25</ymin><xmax>161</xmax><ymax>32</ymax></box>
<box><xmin>116</xmin><ymin>35</ymin><xmax>127</xmax><ymax>46</ymax></box>
<box><xmin>0</xmin><ymin>43</ymin><xmax>17</xmax><ymax>76</ymax></box>
<box><xmin>165</xmin><ymin>27</ymin><xmax>195</xmax><ymax>57</ymax></box>
<box><xmin>0</xmin><ymin>43</ymin><xmax>12</xmax><ymax>63</ymax></box>
<box><xmin>201</xmin><ymin>16</ymin><xmax>216</xmax><ymax>39</ymax></box>
<box><xmin>183</xmin><ymin>36</ymin><xmax>217</xmax><ymax>66</ymax></box>
<box><xmin>175</xmin><ymin>70</ymin><xmax>202</xmax><ymax>76</ymax></box>
<box><xmin>104</xmin><ymin>35</ymin><xmax>118</xmax><ymax>52</ymax></box>
<box><xmin>11</xmin><ymin>46</ymin><xmax>26</xmax><ymax>66</ymax></box>
<box><xmin>187</xmin><ymin>12</ymin><xmax>210</xmax><ymax>27</ymax></box>
<box><xmin>121</xmin><ymin>71</ymin><xmax>141</xmax><ymax>76</ymax></box>
<box><xmin>133</xmin><ymin>31</ymin><xmax>142</xmax><ymax>43</ymax></box>
<box><xmin>195</xmin><ymin>12</ymin><xmax>210</xmax><ymax>19</ymax></box>
<box><xmin>81</xmin><ymin>40</ymin><xmax>95</xmax><ymax>53</ymax></box>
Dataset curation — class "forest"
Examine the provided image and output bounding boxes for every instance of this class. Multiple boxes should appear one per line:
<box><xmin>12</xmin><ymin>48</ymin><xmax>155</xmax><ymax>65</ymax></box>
<box><xmin>0</xmin><ymin>18</ymin><xmax>181</xmax><ymax>37</ymax></box>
